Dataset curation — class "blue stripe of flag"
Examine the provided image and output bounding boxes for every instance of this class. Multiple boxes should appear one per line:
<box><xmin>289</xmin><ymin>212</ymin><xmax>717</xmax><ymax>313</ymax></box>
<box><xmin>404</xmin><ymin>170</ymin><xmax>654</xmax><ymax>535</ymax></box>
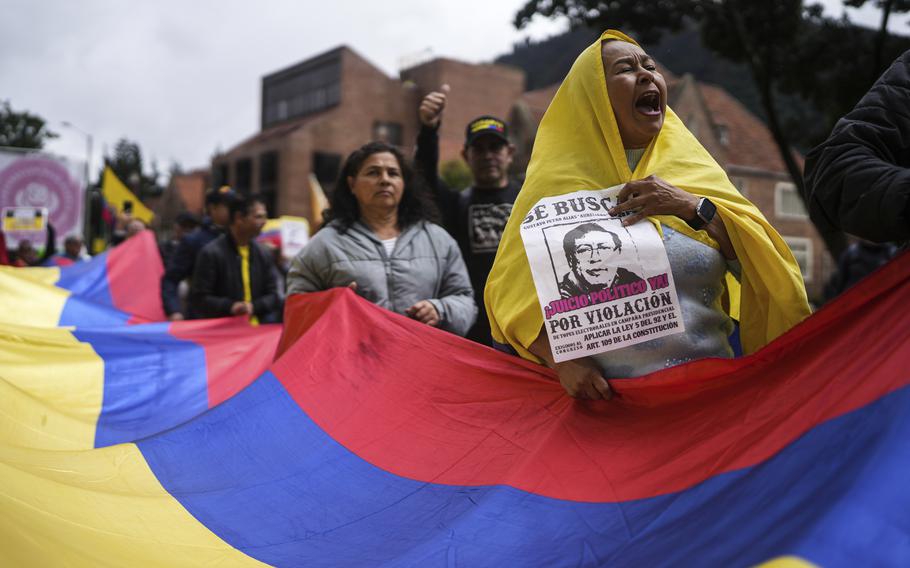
<box><xmin>138</xmin><ymin>372</ymin><xmax>910</xmax><ymax>567</ymax></box>
<box><xmin>74</xmin><ymin>323</ymin><xmax>209</xmax><ymax>447</ymax></box>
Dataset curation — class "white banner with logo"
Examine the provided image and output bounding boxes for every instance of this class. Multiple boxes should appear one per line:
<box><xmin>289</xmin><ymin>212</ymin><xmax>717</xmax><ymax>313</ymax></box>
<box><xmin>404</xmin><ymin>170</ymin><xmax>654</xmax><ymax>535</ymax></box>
<box><xmin>0</xmin><ymin>149</ymin><xmax>86</xmax><ymax>249</ymax></box>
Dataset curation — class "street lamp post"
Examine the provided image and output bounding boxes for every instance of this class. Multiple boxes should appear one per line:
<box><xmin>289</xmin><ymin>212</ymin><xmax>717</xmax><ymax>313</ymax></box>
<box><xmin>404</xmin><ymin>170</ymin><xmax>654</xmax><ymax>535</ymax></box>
<box><xmin>60</xmin><ymin>121</ymin><xmax>96</xmax><ymax>249</ymax></box>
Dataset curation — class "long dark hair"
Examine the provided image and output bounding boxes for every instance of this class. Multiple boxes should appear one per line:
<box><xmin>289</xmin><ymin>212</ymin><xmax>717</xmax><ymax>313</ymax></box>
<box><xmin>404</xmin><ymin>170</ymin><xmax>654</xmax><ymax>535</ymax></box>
<box><xmin>322</xmin><ymin>141</ymin><xmax>438</xmax><ymax>232</ymax></box>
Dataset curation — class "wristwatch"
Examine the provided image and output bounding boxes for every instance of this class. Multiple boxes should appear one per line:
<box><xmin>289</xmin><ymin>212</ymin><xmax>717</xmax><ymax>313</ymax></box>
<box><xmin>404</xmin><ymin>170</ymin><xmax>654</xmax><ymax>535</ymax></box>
<box><xmin>687</xmin><ymin>197</ymin><xmax>717</xmax><ymax>230</ymax></box>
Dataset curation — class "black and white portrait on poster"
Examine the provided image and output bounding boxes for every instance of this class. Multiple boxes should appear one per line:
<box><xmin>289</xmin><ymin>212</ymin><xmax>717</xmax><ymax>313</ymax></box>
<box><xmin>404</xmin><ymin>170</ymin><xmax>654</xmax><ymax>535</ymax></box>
<box><xmin>555</xmin><ymin>222</ymin><xmax>645</xmax><ymax>298</ymax></box>
<box><xmin>520</xmin><ymin>185</ymin><xmax>686</xmax><ymax>362</ymax></box>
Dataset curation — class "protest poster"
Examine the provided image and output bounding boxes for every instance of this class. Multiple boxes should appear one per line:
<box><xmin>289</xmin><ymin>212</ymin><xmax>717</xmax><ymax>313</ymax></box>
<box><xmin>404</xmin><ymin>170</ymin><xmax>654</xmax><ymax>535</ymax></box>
<box><xmin>520</xmin><ymin>185</ymin><xmax>685</xmax><ymax>363</ymax></box>
<box><xmin>2</xmin><ymin>206</ymin><xmax>49</xmax><ymax>251</ymax></box>
<box><xmin>2</xmin><ymin>206</ymin><xmax>47</xmax><ymax>232</ymax></box>
<box><xmin>257</xmin><ymin>216</ymin><xmax>310</xmax><ymax>259</ymax></box>
<box><xmin>278</xmin><ymin>216</ymin><xmax>310</xmax><ymax>258</ymax></box>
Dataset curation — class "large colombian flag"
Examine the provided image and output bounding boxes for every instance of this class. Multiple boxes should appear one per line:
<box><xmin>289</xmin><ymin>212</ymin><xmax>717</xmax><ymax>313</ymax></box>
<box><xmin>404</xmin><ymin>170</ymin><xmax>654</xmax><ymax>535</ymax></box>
<box><xmin>2</xmin><ymin>244</ymin><xmax>909</xmax><ymax>565</ymax></box>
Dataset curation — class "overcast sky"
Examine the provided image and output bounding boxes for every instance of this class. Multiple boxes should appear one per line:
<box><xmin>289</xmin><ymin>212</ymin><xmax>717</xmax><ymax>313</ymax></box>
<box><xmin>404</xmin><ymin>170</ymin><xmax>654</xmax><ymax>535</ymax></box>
<box><xmin>2</xmin><ymin>0</ymin><xmax>907</xmax><ymax>178</ymax></box>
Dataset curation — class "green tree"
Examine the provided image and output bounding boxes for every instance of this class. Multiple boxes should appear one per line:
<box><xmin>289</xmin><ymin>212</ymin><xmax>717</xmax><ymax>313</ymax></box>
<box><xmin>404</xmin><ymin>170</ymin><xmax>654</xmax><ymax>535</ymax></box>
<box><xmin>847</xmin><ymin>0</ymin><xmax>910</xmax><ymax>81</ymax></box>
<box><xmin>0</xmin><ymin>101</ymin><xmax>58</xmax><ymax>149</ymax></box>
<box><xmin>106</xmin><ymin>138</ymin><xmax>162</xmax><ymax>198</ymax></box>
<box><xmin>168</xmin><ymin>160</ymin><xmax>184</xmax><ymax>177</ymax></box>
<box><xmin>513</xmin><ymin>0</ymin><xmax>907</xmax><ymax>258</ymax></box>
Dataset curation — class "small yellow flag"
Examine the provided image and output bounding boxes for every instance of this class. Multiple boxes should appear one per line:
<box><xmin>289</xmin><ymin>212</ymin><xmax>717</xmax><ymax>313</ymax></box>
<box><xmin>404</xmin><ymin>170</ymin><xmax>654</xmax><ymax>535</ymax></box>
<box><xmin>101</xmin><ymin>167</ymin><xmax>155</xmax><ymax>225</ymax></box>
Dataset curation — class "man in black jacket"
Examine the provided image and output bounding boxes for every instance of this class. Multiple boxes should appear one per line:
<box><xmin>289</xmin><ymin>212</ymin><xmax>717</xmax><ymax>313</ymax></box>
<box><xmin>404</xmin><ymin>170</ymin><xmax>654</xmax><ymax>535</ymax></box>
<box><xmin>804</xmin><ymin>51</ymin><xmax>910</xmax><ymax>244</ymax></box>
<box><xmin>161</xmin><ymin>186</ymin><xmax>236</xmax><ymax>320</ymax></box>
<box><xmin>190</xmin><ymin>194</ymin><xmax>282</xmax><ymax>324</ymax></box>
<box><xmin>415</xmin><ymin>86</ymin><xmax>521</xmax><ymax>344</ymax></box>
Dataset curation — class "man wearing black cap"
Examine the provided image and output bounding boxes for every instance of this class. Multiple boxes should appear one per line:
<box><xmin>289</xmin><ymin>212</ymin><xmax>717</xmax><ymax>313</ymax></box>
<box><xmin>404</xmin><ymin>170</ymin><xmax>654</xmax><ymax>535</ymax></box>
<box><xmin>161</xmin><ymin>186</ymin><xmax>237</xmax><ymax>320</ymax></box>
<box><xmin>415</xmin><ymin>86</ymin><xmax>521</xmax><ymax>344</ymax></box>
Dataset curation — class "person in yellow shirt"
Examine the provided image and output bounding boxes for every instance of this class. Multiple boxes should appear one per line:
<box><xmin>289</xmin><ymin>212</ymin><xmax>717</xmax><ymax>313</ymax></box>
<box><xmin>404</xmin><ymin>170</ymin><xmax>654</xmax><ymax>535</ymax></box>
<box><xmin>485</xmin><ymin>30</ymin><xmax>810</xmax><ymax>400</ymax></box>
<box><xmin>190</xmin><ymin>195</ymin><xmax>282</xmax><ymax>324</ymax></box>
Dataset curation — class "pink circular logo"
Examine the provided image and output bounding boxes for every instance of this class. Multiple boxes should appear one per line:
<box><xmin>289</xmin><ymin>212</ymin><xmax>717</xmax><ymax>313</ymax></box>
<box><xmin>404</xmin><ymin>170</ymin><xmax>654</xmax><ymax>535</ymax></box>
<box><xmin>0</xmin><ymin>156</ymin><xmax>81</xmax><ymax>234</ymax></box>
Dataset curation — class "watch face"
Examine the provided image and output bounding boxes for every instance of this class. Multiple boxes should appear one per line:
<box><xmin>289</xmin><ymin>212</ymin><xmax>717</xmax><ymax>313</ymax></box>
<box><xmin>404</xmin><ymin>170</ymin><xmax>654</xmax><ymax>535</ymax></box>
<box><xmin>698</xmin><ymin>198</ymin><xmax>717</xmax><ymax>223</ymax></box>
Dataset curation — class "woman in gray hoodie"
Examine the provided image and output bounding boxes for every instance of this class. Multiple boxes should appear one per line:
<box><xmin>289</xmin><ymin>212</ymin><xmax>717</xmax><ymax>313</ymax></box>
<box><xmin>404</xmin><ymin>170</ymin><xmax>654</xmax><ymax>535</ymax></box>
<box><xmin>287</xmin><ymin>142</ymin><xmax>477</xmax><ymax>336</ymax></box>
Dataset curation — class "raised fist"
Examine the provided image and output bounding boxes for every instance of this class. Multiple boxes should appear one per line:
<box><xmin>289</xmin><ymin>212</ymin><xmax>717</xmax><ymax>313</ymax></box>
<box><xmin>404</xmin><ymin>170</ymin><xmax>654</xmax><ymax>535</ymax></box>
<box><xmin>418</xmin><ymin>84</ymin><xmax>450</xmax><ymax>127</ymax></box>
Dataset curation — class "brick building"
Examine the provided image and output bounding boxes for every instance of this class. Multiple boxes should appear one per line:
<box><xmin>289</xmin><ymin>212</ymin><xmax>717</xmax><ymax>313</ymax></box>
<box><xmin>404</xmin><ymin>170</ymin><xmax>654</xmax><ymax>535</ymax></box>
<box><xmin>211</xmin><ymin>46</ymin><xmax>523</xmax><ymax>224</ymax></box>
<box><xmin>213</xmin><ymin>46</ymin><xmax>831</xmax><ymax>301</ymax></box>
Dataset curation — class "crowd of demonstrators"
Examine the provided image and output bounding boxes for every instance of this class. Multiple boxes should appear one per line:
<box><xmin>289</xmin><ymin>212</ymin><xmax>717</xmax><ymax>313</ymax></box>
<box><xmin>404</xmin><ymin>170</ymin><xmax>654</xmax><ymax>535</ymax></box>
<box><xmin>191</xmin><ymin>194</ymin><xmax>282</xmax><ymax>324</ymax></box>
<box><xmin>486</xmin><ymin>31</ymin><xmax>810</xmax><ymax>400</ymax></box>
<box><xmin>414</xmin><ymin>86</ymin><xmax>521</xmax><ymax>344</ymax></box>
<box><xmin>161</xmin><ymin>186</ymin><xmax>236</xmax><ymax>321</ymax></box>
<box><xmin>287</xmin><ymin>141</ymin><xmax>477</xmax><ymax>336</ymax></box>
<box><xmin>5</xmin><ymin>32</ymin><xmax>849</xmax><ymax>360</ymax></box>
<box><xmin>0</xmin><ymin>222</ymin><xmax>92</xmax><ymax>268</ymax></box>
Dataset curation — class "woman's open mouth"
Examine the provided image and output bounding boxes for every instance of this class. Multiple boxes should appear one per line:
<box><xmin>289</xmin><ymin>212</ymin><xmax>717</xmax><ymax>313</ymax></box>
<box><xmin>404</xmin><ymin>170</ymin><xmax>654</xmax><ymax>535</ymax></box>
<box><xmin>635</xmin><ymin>91</ymin><xmax>661</xmax><ymax>117</ymax></box>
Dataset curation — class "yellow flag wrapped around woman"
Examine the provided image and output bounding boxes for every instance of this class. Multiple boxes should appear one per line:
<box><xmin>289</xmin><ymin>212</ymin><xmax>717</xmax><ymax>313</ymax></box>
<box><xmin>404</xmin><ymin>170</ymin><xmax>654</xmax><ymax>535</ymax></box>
<box><xmin>485</xmin><ymin>30</ymin><xmax>810</xmax><ymax>371</ymax></box>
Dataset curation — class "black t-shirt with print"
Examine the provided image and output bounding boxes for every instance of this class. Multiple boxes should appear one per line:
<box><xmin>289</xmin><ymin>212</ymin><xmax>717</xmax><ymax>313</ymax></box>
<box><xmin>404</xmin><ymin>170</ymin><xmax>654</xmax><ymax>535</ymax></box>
<box><xmin>415</xmin><ymin>124</ymin><xmax>521</xmax><ymax>344</ymax></box>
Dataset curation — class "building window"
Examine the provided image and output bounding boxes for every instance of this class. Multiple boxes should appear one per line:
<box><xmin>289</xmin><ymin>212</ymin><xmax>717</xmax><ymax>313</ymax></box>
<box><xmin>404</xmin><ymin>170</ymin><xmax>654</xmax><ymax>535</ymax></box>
<box><xmin>262</xmin><ymin>53</ymin><xmax>342</xmax><ymax>129</ymax></box>
<box><xmin>235</xmin><ymin>158</ymin><xmax>252</xmax><ymax>195</ymax></box>
<box><xmin>784</xmin><ymin>236</ymin><xmax>813</xmax><ymax>282</ymax></box>
<box><xmin>372</xmin><ymin>121</ymin><xmax>403</xmax><ymax>146</ymax></box>
<box><xmin>213</xmin><ymin>163</ymin><xmax>229</xmax><ymax>188</ymax></box>
<box><xmin>775</xmin><ymin>182</ymin><xmax>808</xmax><ymax>219</ymax></box>
<box><xmin>259</xmin><ymin>151</ymin><xmax>279</xmax><ymax>214</ymax></box>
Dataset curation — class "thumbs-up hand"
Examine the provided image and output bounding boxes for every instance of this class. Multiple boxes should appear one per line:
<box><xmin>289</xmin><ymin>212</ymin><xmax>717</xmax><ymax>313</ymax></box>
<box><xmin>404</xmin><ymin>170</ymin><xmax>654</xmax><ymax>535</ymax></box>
<box><xmin>418</xmin><ymin>84</ymin><xmax>450</xmax><ymax>128</ymax></box>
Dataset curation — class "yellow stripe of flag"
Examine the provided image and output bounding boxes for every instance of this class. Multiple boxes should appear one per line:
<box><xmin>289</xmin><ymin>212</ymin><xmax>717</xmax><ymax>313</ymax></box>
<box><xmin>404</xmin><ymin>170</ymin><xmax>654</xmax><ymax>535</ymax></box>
<box><xmin>0</xmin><ymin>266</ymin><xmax>67</xmax><ymax>328</ymax></box>
<box><xmin>0</xmin><ymin>323</ymin><xmax>103</xmax><ymax>450</ymax></box>
<box><xmin>0</xmin><ymin>442</ymin><xmax>267</xmax><ymax>567</ymax></box>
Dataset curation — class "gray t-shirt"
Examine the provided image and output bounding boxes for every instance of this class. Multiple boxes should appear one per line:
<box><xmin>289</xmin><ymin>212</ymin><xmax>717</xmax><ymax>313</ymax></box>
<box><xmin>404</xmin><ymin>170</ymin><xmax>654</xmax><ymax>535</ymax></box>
<box><xmin>592</xmin><ymin>225</ymin><xmax>736</xmax><ymax>378</ymax></box>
